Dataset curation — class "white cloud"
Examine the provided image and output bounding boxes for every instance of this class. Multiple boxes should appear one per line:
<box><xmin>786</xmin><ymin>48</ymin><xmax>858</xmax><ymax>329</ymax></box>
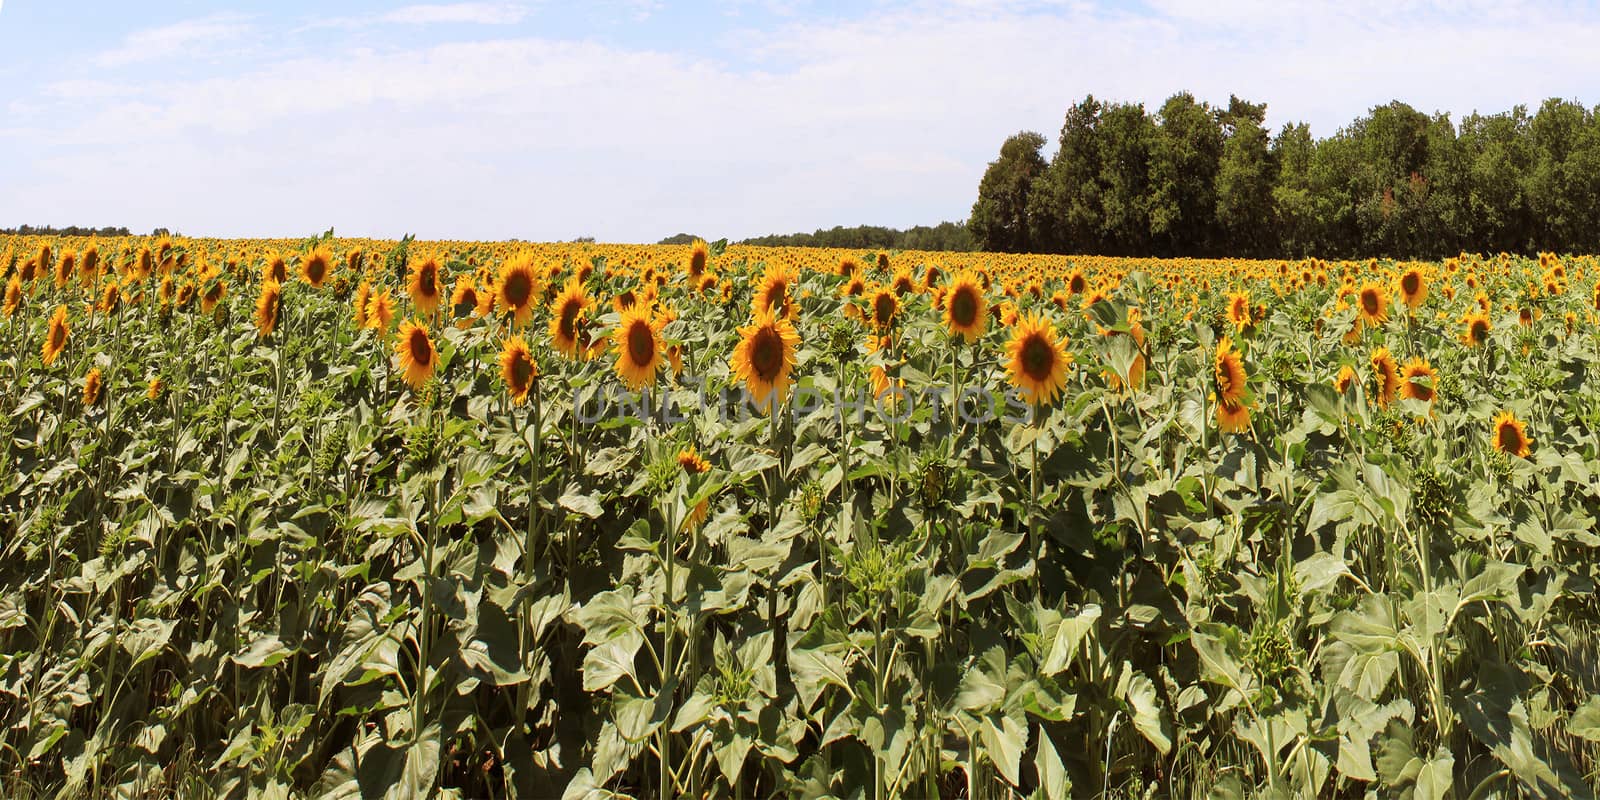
<box><xmin>305</xmin><ymin>3</ymin><xmax>532</xmax><ymax>30</ymax></box>
<box><xmin>381</xmin><ymin>3</ymin><xmax>531</xmax><ymax>25</ymax></box>
<box><xmin>94</xmin><ymin>14</ymin><xmax>253</xmax><ymax>67</ymax></box>
<box><xmin>9</xmin><ymin>1</ymin><xmax>1600</xmax><ymax>240</ymax></box>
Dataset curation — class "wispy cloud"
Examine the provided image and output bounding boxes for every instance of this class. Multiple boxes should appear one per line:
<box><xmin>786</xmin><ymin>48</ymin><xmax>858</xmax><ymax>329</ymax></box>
<box><xmin>382</xmin><ymin>3</ymin><xmax>531</xmax><ymax>25</ymax></box>
<box><xmin>94</xmin><ymin>14</ymin><xmax>253</xmax><ymax>67</ymax></box>
<box><xmin>306</xmin><ymin>3</ymin><xmax>532</xmax><ymax>30</ymax></box>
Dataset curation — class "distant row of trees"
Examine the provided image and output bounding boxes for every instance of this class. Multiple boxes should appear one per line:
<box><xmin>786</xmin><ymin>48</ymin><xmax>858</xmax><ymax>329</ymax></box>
<box><xmin>971</xmin><ymin>93</ymin><xmax>1600</xmax><ymax>258</ymax></box>
<box><xmin>699</xmin><ymin>222</ymin><xmax>976</xmax><ymax>252</ymax></box>
<box><xmin>2</xmin><ymin>225</ymin><xmax>134</xmax><ymax>237</ymax></box>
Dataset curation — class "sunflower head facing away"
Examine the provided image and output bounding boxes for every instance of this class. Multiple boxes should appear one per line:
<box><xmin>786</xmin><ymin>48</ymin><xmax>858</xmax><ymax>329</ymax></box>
<box><xmin>1399</xmin><ymin>357</ymin><xmax>1436</xmax><ymax>403</ymax></box>
<box><xmin>1370</xmin><ymin>347</ymin><xmax>1400</xmax><ymax>407</ymax></box>
<box><xmin>256</xmin><ymin>281</ymin><xmax>282</xmax><ymax>339</ymax></box>
<box><xmin>42</xmin><ymin>304</ymin><xmax>71</xmax><ymax>365</ymax></box>
<box><xmin>83</xmin><ymin>367</ymin><xmax>103</xmax><ymax>406</ymax></box>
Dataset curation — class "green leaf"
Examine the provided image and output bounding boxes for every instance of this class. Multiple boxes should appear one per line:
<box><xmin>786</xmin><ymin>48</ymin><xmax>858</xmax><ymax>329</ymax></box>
<box><xmin>1120</xmin><ymin>666</ymin><xmax>1172</xmax><ymax>755</ymax></box>
<box><xmin>978</xmin><ymin>715</ymin><xmax>1026</xmax><ymax>787</ymax></box>
<box><xmin>1040</xmin><ymin>604</ymin><xmax>1101</xmax><ymax>675</ymax></box>
<box><xmin>1033</xmin><ymin>728</ymin><xmax>1072</xmax><ymax>800</ymax></box>
<box><xmin>1568</xmin><ymin>695</ymin><xmax>1600</xmax><ymax>742</ymax></box>
<box><xmin>233</xmin><ymin>634</ymin><xmax>294</xmax><ymax>669</ymax></box>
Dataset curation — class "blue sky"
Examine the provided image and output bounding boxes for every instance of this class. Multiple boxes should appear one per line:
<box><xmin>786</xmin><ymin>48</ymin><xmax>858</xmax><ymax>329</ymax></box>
<box><xmin>4</xmin><ymin>1</ymin><xmax>1600</xmax><ymax>242</ymax></box>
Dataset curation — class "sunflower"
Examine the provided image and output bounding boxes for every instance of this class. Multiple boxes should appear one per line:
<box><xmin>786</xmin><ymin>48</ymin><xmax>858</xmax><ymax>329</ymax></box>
<box><xmin>1214</xmin><ymin>337</ymin><xmax>1249</xmax><ymax>409</ymax></box>
<box><xmin>1211</xmin><ymin>346</ymin><xmax>1253</xmax><ymax>431</ymax></box>
<box><xmin>612</xmin><ymin>306</ymin><xmax>663</xmax><ymax>389</ymax></box>
<box><xmin>80</xmin><ymin>246</ymin><xmax>100</xmax><ymax>289</ymax></box>
<box><xmin>42</xmin><ymin>305</ymin><xmax>70</xmax><ymax>365</ymax></box>
<box><xmin>677</xmin><ymin>446</ymin><xmax>713</xmax><ymax>531</ymax></box>
<box><xmin>1226</xmin><ymin>291</ymin><xmax>1251</xmax><ymax>330</ymax></box>
<box><xmin>891</xmin><ymin>268</ymin><xmax>916</xmax><ymax>296</ymax></box>
<box><xmin>255</xmin><ymin>281</ymin><xmax>282</xmax><ymax>339</ymax></box>
<box><xmin>347</xmin><ymin>248</ymin><xmax>365</xmax><ymax>273</ymax></box>
<box><xmin>394</xmin><ymin>320</ymin><xmax>437</xmax><ymax>389</ymax></box>
<box><xmin>147</xmin><ymin>377</ymin><xmax>164</xmax><ymax>401</ymax></box>
<box><xmin>730</xmin><ymin>308</ymin><xmax>802</xmax><ymax>408</ymax></box>
<box><xmin>1460</xmin><ymin>312</ymin><xmax>1490</xmax><ymax>346</ymax></box>
<box><xmin>1333</xmin><ymin>364</ymin><xmax>1358</xmax><ymax>394</ymax></box>
<box><xmin>100</xmin><ymin>282</ymin><xmax>123</xmax><ymax>315</ymax></box>
<box><xmin>753</xmin><ymin>263</ymin><xmax>798</xmax><ymax>320</ymax></box>
<box><xmin>841</xmin><ymin>275</ymin><xmax>866</xmax><ymax>298</ymax></box>
<box><xmin>353</xmin><ymin>280</ymin><xmax>373</xmax><ymax>328</ymax></box>
<box><xmin>868</xmin><ymin>286</ymin><xmax>899</xmax><ymax>331</ymax></box>
<box><xmin>450</xmin><ymin>278</ymin><xmax>481</xmax><ymax>326</ymax></box>
<box><xmin>667</xmin><ymin>344</ymin><xmax>684</xmax><ymax>377</ymax></box>
<box><xmin>1491</xmin><ymin>410</ymin><xmax>1532</xmax><ymax>458</ymax></box>
<box><xmin>1398</xmin><ymin>357</ymin><xmax>1436</xmax><ymax>403</ymax></box>
<box><xmin>677</xmin><ymin>447</ymin><xmax>710</xmax><ymax>474</ymax></box>
<box><xmin>1103</xmin><ymin>310</ymin><xmax>1147</xmax><ymax>392</ymax></box>
<box><xmin>1397</xmin><ymin>267</ymin><xmax>1426</xmax><ymax>310</ymax></box>
<box><xmin>264</xmin><ymin>253</ymin><xmax>288</xmax><ymax>285</ymax></box>
<box><xmin>301</xmin><ymin>246</ymin><xmax>333</xmax><ymax>288</ymax></box>
<box><xmin>1370</xmin><ymin>347</ymin><xmax>1400</xmax><ymax>407</ymax></box>
<box><xmin>1214</xmin><ymin>393</ymin><xmax>1251</xmax><ymax>433</ymax></box>
<box><xmin>3</xmin><ymin>274</ymin><xmax>20</xmax><ymax>317</ymax></box>
<box><xmin>1004</xmin><ymin>311</ymin><xmax>1072</xmax><ymax>407</ymax></box>
<box><xmin>55</xmin><ymin>250</ymin><xmax>76</xmax><ymax>289</ymax></box>
<box><xmin>499</xmin><ymin>335</ymin><xmax>538</xmax><ymax>404</ymax></box>
<box><xmin>688</xmin><ymin>240</ymin><xmax>709</xmax><ymax>278</ymax></box>
<box><xmin>366</xmin><ymin>289</ymin><xmax>395</xmax><ymax>332</ymax></box>
<box><xmin>496</xmin><ymin>254</ymin><xmax>540</xmax><ymax>326</ymax></box>
<box><xmin>408</xmin><ymin>258</ymin><xmax>443</xmax><ymax>316</ymax></box>
<box><xmin>1357</xmin><ymin>282</ymin><xmax>1389</xmax><ymax>327</ymax></box>
<box><xmin>83</xmin><ymin>367</ymin><xmax>103</xmax><ymax>406</ymax></box>
<box><xmin>1066</xmin><ymin>269</ymin><xmax>1088</xmax><ymax>296</ymax></box>
<box><xmin>549</xmin><ymin>278</ymin><xmax>595</xmax><ymax>360</ymax></box>
<box><xmin>943</xmin><ymin>272</ymin><xmax>987</xmax><ymax>342</ymax></box>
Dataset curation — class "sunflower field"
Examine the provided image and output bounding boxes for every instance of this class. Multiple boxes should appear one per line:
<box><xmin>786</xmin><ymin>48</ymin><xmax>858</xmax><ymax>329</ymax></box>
<box><xmin>2</xmin><ymin>233</ymin><xmax>1599</xmax><ymax>798</ymax></box>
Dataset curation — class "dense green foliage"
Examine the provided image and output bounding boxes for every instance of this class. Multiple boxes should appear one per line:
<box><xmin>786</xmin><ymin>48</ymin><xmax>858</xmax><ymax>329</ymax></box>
<box><xmin>738</xmin><ymin>222</ymin><xmax>975</xmax><ymax>252</ymax></box>
<box><xmin>973</xmin><ymin>94</ymin><xmax>1600</xmax><ymax>259</ymax></box>
<box><xmin>1</xmin><ymin>226</ymin><xmax>133</xmax><ymax>237</ymax></box>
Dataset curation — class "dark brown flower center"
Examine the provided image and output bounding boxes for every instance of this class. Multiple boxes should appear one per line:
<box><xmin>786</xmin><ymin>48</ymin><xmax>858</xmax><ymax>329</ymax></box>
<box><xmin>750</xmin><ymin>326</ymin><xmax>784</xmax><ymax>381</ymax></box>
<box><xmin>409</xmin><ymin>329</ymin><xmax>432</xmax><ymax>366</ymax></box>
<box><xmin>950</xmin><ymin>287</ymin><xmax>978</xmax><ymax>327</ymax></box>
<box><xmin>1021</xmin><ymin>334</ymin><xmax>1054</xmax><ymax>381</ymax></box>
<box><xmin>503</xmin><ymin>272</ymin><xmax>532</xmax><ymax>308</ymax></box>
<box><xmin>626</xmin><ymin>320</ymin><xmax>655</xmax><ymax>367</ymax></box>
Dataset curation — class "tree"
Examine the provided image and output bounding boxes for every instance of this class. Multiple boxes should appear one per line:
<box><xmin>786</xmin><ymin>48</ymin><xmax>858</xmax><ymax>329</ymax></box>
<box><xmin>970</xmin><ymin>131</ymin><xmax>1048</xmax><ymax>253</ymax></box>
<box><xmin>1028</xmin><ymin>95</ymin><xmax>1105</xmax><ymax>254</ymax></box>
<box><xmin>1147</xmin><ymin>92</ymin><xmax>1223</xmax><ymax>255</ymax></box>
<box><xmin>1215</xmin><ymin>96</ymin><xmax>1275</xmax><ymax>256</ymax></box>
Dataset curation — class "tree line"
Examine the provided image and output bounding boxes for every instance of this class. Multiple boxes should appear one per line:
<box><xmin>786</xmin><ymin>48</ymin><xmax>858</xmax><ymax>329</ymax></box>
<box><xmin>2</xmin><ymin>225</ymin><xmax>133</xmax><ymax>237</ymax></box>
<box><xmin>663</xmin><ymin>222</ymin><xmax>976</xmax><ymax>252</ymax></box>
<box><xmin>970</xmin><ymin>93</ymin><xmax>1600</xmax><ymax>258</ymax></box>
